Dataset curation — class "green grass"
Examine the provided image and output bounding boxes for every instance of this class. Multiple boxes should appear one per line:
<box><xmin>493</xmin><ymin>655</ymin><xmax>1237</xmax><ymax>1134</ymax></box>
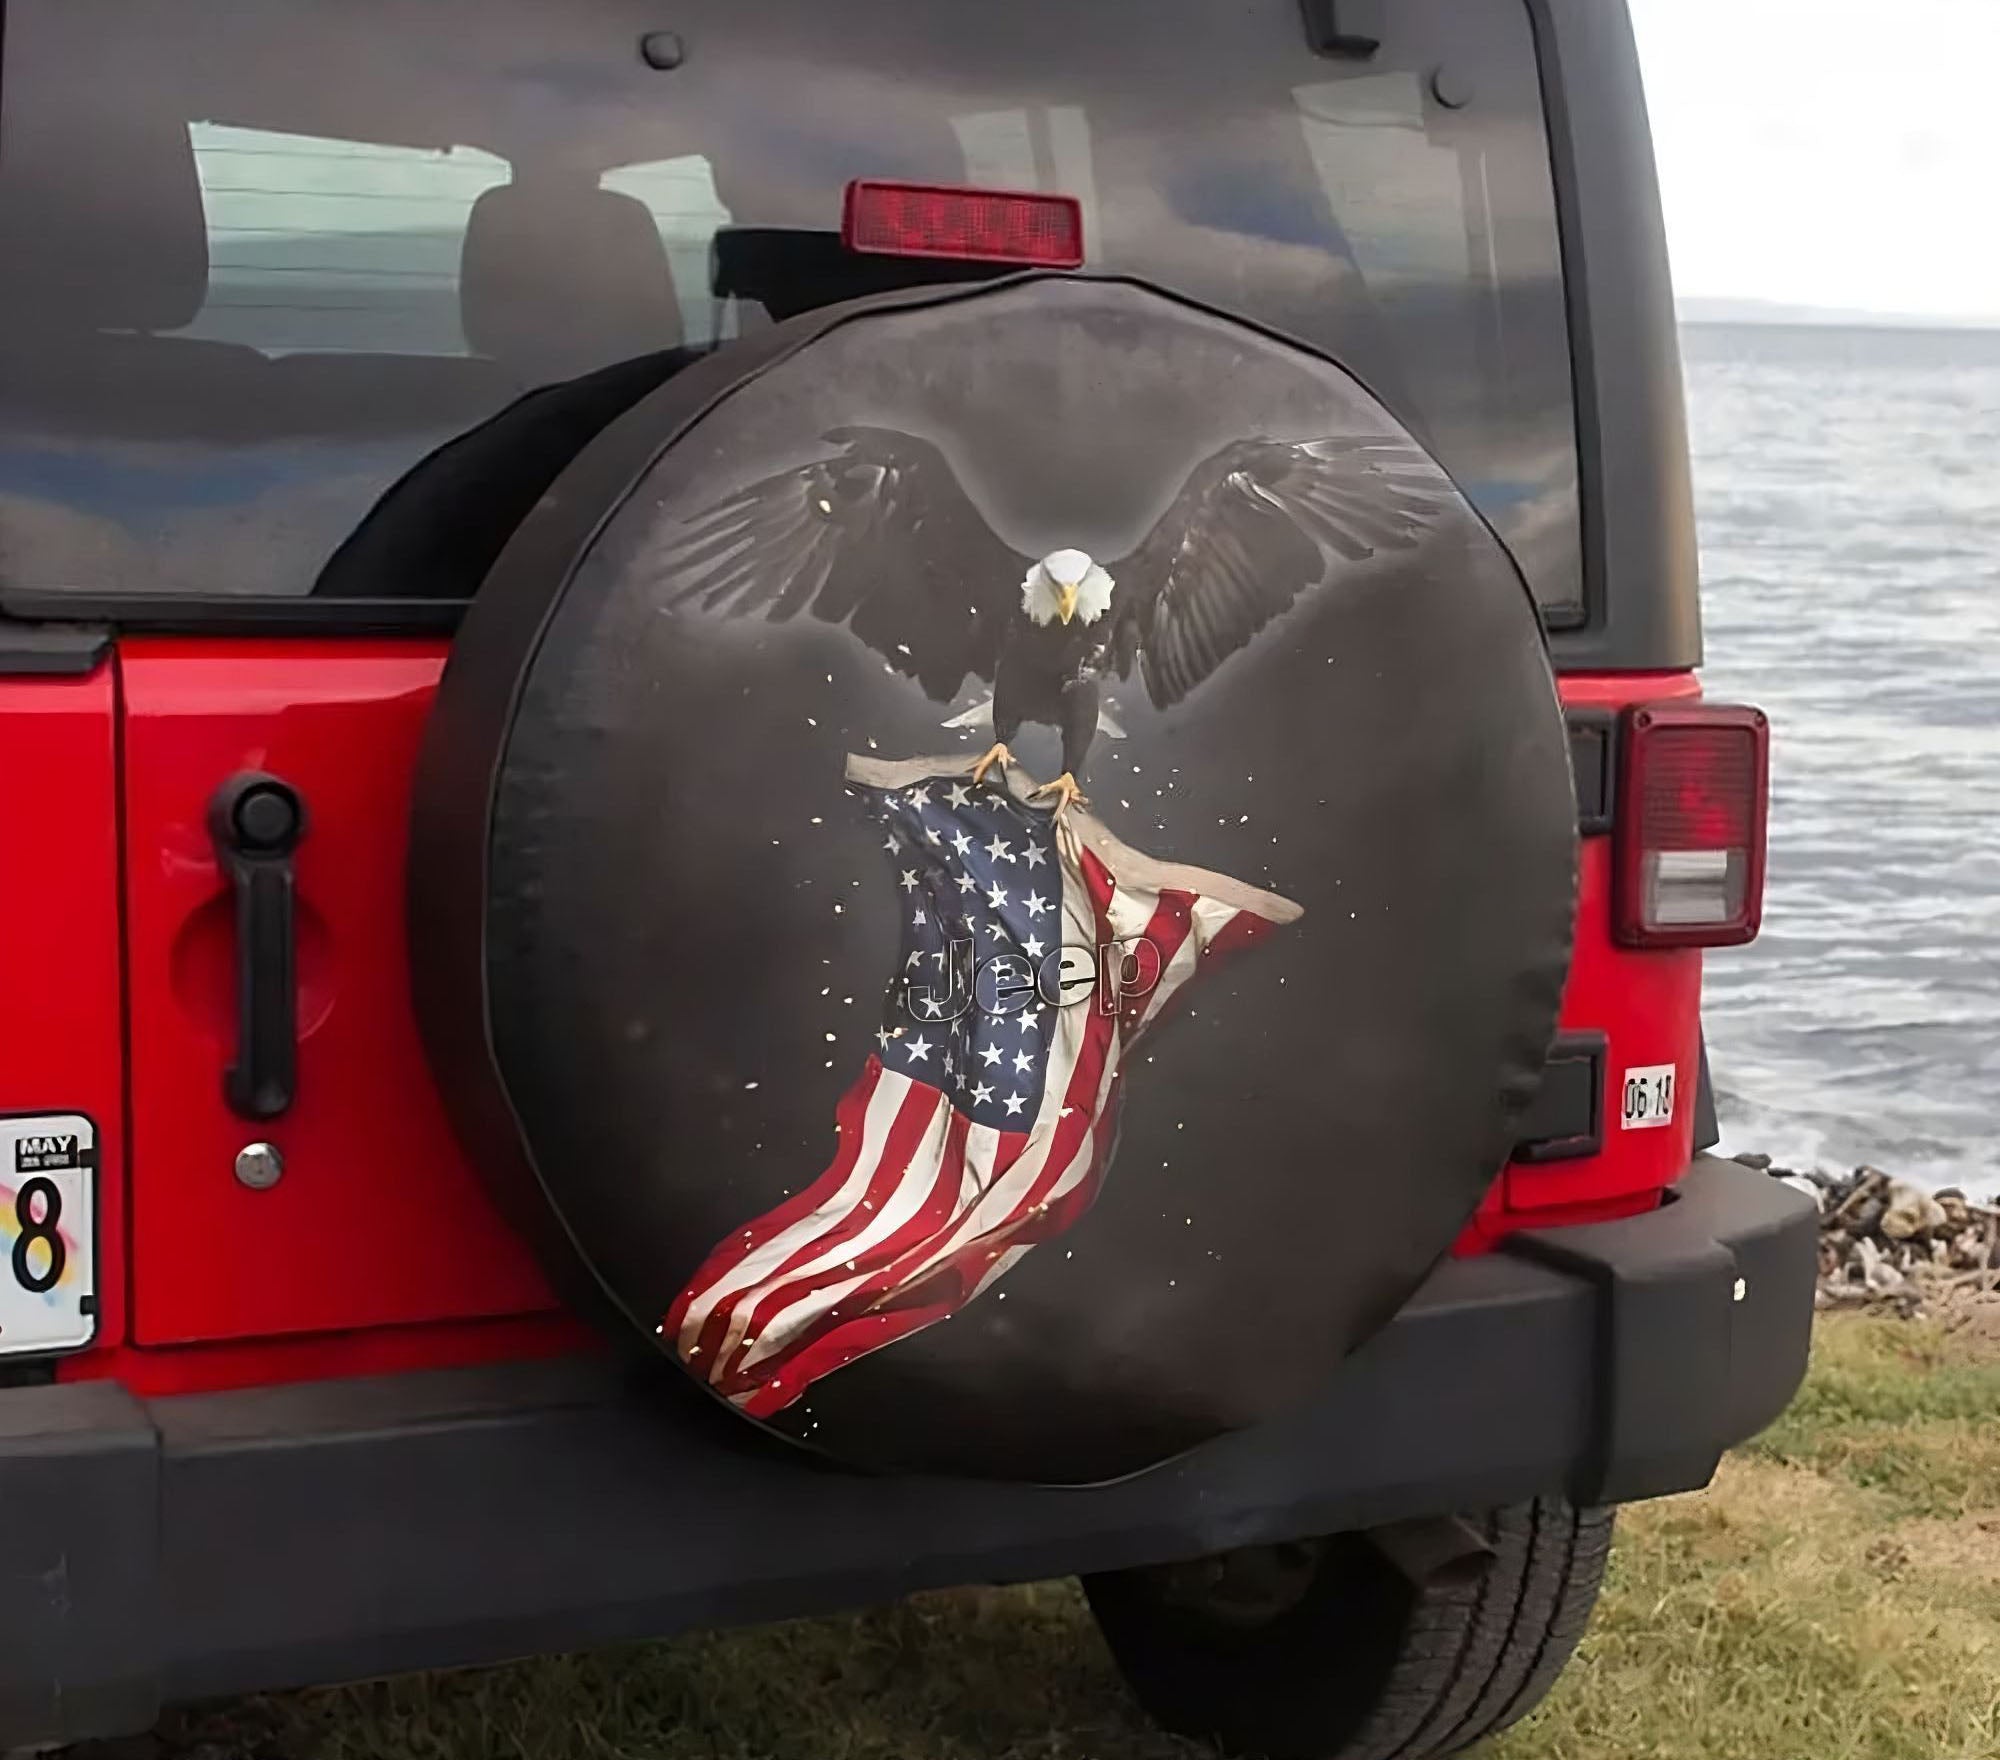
<box><xmin>1747</xmin><ymin>1313</ymin><xmax>2000</xmax><ymax>1518</ymax></box>
<box><xmin>149</xmin><ymin>1313</ymin><xmax>2000</xmax><ymax>1760</ymax></box>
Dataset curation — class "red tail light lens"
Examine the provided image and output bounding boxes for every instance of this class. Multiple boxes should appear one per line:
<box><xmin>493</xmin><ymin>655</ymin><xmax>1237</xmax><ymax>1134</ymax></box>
<box><xmin>1614</xmin><ymin>702</ymin><xmax>1770</xmax><ymax>947</ymax></box>
<box><xmin>842</xmin><ymin>180</ymin><xmax>1085</xmax><ymax>269</ymax></box>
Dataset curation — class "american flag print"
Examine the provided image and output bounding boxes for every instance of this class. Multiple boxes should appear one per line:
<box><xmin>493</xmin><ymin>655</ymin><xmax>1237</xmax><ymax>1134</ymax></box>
<box><xmin>665</xmin><ymin>753</ymin><xmax>1303</xmax><ymax>1419</ymax></box>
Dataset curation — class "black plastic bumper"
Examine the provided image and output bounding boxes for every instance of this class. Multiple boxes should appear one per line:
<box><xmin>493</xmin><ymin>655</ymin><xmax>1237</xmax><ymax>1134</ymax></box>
<box><xmin>0</xmin><ymin>1156</ymin><xmax>1813</xmax><ymax>1746</ymax></box>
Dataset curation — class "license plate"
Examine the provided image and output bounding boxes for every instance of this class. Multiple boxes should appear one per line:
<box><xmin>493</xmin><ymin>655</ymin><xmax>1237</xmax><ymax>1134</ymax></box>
<box><xmin>0</xmin><ymin>1113</ymin><xmax>97</xmax><ymax>1355</ymax></box>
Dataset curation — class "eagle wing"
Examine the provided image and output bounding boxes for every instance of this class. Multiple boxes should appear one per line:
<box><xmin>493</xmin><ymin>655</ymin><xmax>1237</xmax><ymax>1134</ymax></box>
<box><xmin>654</xmin><ymin>426</ymin><xmax>1028</xmax><ymax>702</ymax></box>
<box><xmin>1111</xmin><ymin>437</ymin><xmax>1453</xmax><ymax>709</ymax></box>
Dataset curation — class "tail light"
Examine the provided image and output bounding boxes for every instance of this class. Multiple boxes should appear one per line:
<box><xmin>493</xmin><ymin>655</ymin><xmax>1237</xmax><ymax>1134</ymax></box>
<box><xmin>1614</xmin><ymin>702</ymin><xmax>1770</xmax><ymax>947</ymax></box>
<box><xmin>842</xmin><ymin>180</ymin><xmax>1085</xmax><ymax>269</ymax></box>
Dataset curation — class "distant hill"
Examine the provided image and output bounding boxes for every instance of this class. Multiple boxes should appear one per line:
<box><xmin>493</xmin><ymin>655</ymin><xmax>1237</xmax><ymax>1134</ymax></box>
<box><xmin>1678</xmin><ymin>296</ymin><xmax>2000</xmax><ymax>331</ymax></box>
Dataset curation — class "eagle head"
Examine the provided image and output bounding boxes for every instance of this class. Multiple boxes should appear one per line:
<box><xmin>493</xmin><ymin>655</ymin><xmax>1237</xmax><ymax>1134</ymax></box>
<box><xmin>1023</xmin><ymin>548</ymin><xmax>1114</xmax><ymax>628</ymax></box>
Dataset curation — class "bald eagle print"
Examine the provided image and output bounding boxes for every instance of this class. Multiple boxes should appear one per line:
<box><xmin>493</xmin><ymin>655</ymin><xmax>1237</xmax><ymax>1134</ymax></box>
<box><xmin>658</xmin><ymin>427</ymin><xmax>1450</xmax><ymax>813</ymax></box>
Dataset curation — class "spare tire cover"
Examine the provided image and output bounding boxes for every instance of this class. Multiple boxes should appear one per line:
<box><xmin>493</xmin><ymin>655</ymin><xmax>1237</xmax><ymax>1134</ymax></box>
<box><xmin>411</xmin><ymin>275</ymin><xmax>1575</xmax><ymax>1484</ymax></box>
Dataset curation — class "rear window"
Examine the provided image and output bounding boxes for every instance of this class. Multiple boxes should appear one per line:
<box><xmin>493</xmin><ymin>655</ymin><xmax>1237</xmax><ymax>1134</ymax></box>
<box><xmin>0</xmin><ymin>0</ymin><xmax>1580</xmax><ymax>616</ymax></box>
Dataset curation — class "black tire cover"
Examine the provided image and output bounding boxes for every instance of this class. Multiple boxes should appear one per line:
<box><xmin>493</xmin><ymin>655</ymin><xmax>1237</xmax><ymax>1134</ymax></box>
<box><xmin>411</xmin><ymin>275</ymin><xmax>1575</xmax><ymax>1484</ymax></box>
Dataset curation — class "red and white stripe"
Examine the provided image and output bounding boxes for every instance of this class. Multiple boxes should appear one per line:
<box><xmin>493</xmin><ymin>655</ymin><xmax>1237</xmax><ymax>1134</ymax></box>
<box><xmin>665</xmin><ymin>799</ymin><xmax>1295</xmax><ymax>1419</ymax></box>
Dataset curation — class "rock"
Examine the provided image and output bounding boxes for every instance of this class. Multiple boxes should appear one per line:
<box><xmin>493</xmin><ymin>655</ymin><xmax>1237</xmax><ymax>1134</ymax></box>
<box><xmin>1950</xmin><ymin>1227</ymin><xmax>1989</xmax><ymax>1271</ymax></box>
<box><xmin>1748</xmin><ymin>1150</ymin><xmax>2000</xmax><ymax>1318</ymax></box>
<box><xmin>1829</xmin><ymin>1168</ymin><xmax>1889</xmax><ymax>1224</ymax></box>
<box><xmin>1880</xmin><ymin>1180</ymin><xmax>1948</xmax><ymax>1243</ymax></box>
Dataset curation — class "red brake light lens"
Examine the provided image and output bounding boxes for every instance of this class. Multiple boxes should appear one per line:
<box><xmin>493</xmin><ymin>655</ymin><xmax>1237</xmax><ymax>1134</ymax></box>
<box><xmin>1614</xmin><ymin>702</ymin><xmax>1770</xmax><ymax>948</ymax></box>
<box><xmin>841</xmin><ymin>180</ymin><xmax>1085</xmax><ymax>269</ymax></box>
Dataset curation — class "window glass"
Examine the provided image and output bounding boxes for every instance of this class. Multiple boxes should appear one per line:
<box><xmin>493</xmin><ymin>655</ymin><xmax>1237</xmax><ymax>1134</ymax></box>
<box><xmin>0</xmin><ymin>0</ymin><xmax>1578</xmax><ymax>611</ymax></box>
<box><xmin>600</xmin><ymin>157</ymin><xmax>737</xmax><ymax>349</ymax></box>
<box><xmin>180</xmin><ymin>126</ymin><xmax>509</xmax><ymax>357</ymax></box>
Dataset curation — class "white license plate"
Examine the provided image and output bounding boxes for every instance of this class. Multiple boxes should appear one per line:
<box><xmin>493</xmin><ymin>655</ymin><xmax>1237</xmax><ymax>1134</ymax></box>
<box><xmin>0</xmin><ymin>1113</ymin><xmax>97</xmax><ymax>1356</ymax></box>
<box><xmin>1618</xmin><ymin>1064</ymin><xmax>1677</xmax><ymax>1132</ymax></box>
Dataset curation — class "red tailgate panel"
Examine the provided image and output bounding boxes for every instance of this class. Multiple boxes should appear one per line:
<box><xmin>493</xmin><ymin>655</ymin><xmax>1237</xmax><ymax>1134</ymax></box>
<box><xmin>0</xmin><ymin>668</ymin><xmax>126</xmax><ymax>1352</ymax></box>
<box><xmin>120</xmin><ymin>640</ymin><xmax>555</xmax><ymax>1345</ymax></box>
<box><xmin>1458</xmin><ymin>670</ymin><xmax>1705</xmax><ymax>1251</ymax></box>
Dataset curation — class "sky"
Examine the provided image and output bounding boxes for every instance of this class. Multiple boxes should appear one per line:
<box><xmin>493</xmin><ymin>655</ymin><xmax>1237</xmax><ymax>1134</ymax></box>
<box><xmin>1628</xmin><ymin>0</ymin><xmax>2000</xmax><ymax>322</ymax></box>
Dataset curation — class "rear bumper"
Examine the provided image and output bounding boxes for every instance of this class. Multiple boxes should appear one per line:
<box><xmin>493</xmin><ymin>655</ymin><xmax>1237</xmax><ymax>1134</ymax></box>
<box><xmin>0</xmin><ymin>1156</ymin><xmax>1813</xmax><ymax>1746</ymax></box>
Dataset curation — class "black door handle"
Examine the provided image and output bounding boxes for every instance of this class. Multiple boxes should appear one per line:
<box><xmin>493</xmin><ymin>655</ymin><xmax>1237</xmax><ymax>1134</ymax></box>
<box><xmin>208</xmin><ymin>773</ymin><xmax>308</xmax><ymax>1121</ymax></box>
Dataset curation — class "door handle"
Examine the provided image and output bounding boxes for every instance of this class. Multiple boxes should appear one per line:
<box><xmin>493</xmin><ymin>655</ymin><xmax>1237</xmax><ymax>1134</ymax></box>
<box><xmin>208</xmin><ymin>773</ymin><xmax>308</xmax><ymax>1121</ymax></box>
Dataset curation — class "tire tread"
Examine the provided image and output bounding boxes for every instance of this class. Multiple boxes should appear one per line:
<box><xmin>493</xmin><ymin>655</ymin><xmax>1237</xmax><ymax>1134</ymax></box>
<box><xmin>1085</xmin><ymin>1496</ymin><xmax>1613</xmax><ymax>1760</ymax></box>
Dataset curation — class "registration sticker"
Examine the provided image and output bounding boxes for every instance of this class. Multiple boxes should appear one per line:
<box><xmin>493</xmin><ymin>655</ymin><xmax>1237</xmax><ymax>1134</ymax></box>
<box><xmin>0</xmin><ymin>1114</ymin><xmax>96</xmax><ymax>1355</ymax></box>
<box><xmin>1619</xmin><ymin>1065</ymin><xmax>1677</xmax><ymax>1132</ymax></box>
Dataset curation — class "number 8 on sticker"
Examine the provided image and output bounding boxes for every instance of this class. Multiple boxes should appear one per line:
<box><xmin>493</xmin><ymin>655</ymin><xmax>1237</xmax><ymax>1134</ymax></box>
<box><xmin>0</xmin><ymin>1114</ymin><xmax>96</xmax><ymax>1355</ymax></box>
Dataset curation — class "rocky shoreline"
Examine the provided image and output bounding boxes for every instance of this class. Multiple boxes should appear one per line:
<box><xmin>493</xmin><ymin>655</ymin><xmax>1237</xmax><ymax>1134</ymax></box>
<box><xmin>1736</xmin><ymin>1154</ymin><xmax>2000</xmax><ymax>1316</ymax></box>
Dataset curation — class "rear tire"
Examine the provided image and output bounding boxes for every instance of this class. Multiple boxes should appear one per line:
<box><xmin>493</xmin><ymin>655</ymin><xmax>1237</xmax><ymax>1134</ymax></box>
<box><xmin>1083</xmin><ymin>1497</ymin><xmax>1612</xmax><ymax>1759</ymax></box>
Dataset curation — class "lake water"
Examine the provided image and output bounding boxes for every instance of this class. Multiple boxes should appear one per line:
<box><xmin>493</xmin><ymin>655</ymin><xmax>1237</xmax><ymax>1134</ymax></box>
<box><xmin>1683</xmin><ymin>323</ymin><xmax>2000</xmax><ymax>1193</ymax></box>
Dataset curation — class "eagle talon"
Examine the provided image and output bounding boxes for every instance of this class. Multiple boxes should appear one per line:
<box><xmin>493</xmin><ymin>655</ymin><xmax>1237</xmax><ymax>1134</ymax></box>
<box><xmin>970</xmin><ymin>742</ymin><xmax>1014</xmax><ymax>788</ymax></box>
<box><xmin>1030</xmin><ymin>772</ymin><xmax>1089</xmax><ymax>817</ymax></box>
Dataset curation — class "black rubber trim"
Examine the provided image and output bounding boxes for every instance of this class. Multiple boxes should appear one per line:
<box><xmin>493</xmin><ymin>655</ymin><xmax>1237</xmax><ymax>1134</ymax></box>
<box><xmin>1510</xmin><ymin>1032</ymin><xmax>1605</xmax><ymax>1163</ymax></box>
<box><xmin>1692</xmin><ymin>1030</ymin><xmax>1720</xmax><ymax>1153</ymax></box>
<box><xmin>0</xmin><ymin>1158</ymin><xmax>1812</xmax><ymax>1747</ymax></box>
<box><xmin>0</xmin><ymin>622</ymin><xmax>112</xmax><ymax>675</ymax></box>
<box><xmin>0</xmin><ymin>1381</ymin><xmax>158</xmax><ymax>1745</ymax></box>
<box><xmin>1526</xmin><ymin>0</ymin><xmax>1703</xmax><ymax>669</ymax></box>
<box><xmin>1500</xmin><ymin>1158</ymin><xmax>1815</xmax><ymax>1505</ymax></box>
<box><xmin>1299</xmin><ymin>0</ymin><xmax>1385</xmax><ymax>59</ymax></box>
<box><xmin>1565</xmin><ymin>708</ymin><xmax>1616</xmax><ymax>835</ymax></box>
<box><xmin>0</xmin><ymin>594</ymin><xmax>466</xmax><ymax>636</ymax></box>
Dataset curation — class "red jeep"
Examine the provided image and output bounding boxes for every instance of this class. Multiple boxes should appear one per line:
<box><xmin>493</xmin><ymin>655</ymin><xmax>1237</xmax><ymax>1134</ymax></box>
<box><xmin>0</xmin><ymin>2</ymin><xmax>1814</xmax><ymax>1755</ymax></box>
